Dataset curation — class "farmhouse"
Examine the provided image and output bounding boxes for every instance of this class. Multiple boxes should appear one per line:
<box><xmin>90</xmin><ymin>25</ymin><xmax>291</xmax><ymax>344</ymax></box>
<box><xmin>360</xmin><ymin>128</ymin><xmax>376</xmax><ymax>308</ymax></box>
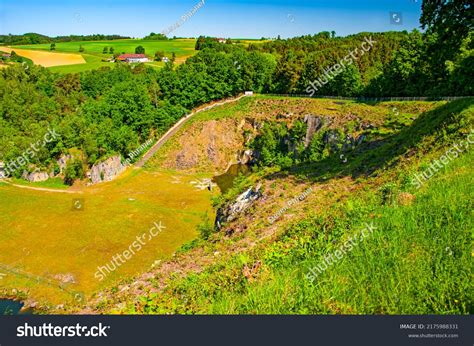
<box><xmin>162</xmin><ymin>57</ymin><xmax>170</xmax><ymax>63</ymax></box>
<box><xmin>2</xmin><ymin>53</ymin><xmax>11</xmax><ymax>58</ymax></box>
<box><xmin>117</xmin><ymin>54</ymin><xmax>149</xmax><ymax>63</ymax></box>
<box><xmin>217</xmin><ymin>38</ymin><xmax>227</xmax><ymax>43</ymax></box>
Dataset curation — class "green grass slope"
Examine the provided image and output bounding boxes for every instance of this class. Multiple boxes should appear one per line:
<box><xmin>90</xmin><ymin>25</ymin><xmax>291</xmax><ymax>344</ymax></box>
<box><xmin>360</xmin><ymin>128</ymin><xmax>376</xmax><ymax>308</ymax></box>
<box><xmin>73</xmin><ymin>99</ymin><xmax>474</xmax><ymax>314</ymax></box>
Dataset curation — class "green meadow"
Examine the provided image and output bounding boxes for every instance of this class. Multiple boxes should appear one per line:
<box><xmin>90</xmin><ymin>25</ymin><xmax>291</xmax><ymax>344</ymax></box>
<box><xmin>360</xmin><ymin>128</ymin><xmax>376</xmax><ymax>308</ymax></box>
<box><xmin>0</xmin><ymin>168</ymin><xmax>216</xmax><ymax>308</ymax></box>
<box><xmin>15</xmin><ymin>38</ymin><xmax>197</xmax><ymax>73</ymax></box>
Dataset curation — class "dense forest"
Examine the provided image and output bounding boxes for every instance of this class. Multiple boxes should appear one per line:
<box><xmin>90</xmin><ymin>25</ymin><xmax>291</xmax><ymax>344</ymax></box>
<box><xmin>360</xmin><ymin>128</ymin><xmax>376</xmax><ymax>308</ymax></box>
<box><xmin>0</xmin><ymin>0</ymin><xmax>471</xmax><ymax>183</ymax></box>
<box><xmin>0</xmin><ymin>33</ymin><xmax>131</xmax><ymax>45</ymax></box>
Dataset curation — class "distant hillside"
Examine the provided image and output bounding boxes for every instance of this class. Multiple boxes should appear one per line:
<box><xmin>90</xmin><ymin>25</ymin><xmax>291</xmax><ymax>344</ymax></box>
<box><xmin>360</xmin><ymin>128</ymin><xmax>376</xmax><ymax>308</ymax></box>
<box><xmin>0</xmin><ymin>33</ymin><xmax>130</xmax><ymax>45</ymax></box>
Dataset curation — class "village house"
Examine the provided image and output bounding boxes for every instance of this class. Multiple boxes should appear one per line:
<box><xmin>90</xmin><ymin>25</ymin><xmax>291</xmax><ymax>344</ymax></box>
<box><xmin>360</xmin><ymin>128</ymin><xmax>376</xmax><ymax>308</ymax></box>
<box><xmin>117</xmin><ymin>54</ymin><xmax>149</xmax><ymax>63</ymax></box>
<box><xmin>217</xmin><ymin>38</ymin><xmax>227</xmax><ymax>43</ymax></box>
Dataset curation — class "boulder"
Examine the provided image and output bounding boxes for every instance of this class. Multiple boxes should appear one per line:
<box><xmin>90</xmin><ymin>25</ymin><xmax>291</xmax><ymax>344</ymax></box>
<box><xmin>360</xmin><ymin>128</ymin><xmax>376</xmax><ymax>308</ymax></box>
<box><xmin>215</xmin><ymin>183</ymin><xmax>262</xmax><ymax>229</ymax></box>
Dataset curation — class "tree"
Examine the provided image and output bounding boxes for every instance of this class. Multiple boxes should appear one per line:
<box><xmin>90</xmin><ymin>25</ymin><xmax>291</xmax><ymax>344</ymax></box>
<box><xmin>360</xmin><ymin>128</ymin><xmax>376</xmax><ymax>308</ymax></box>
<box><xmin>420</xmin><ymin>0</ymin><xmax>473</xmax><ymax>91</ymax></box>
<box><xmin>102</xmin><ymin>47</ymin><xmax>108</xmax><ymax>54</ymax></box>
<box><xmin>50</xmin><ymin>43</ymin><xmax>56</xmax><ymax>50</ymax></box>
<box><xmin>64</xmin><ymin>159</ymin><xmax>84</xmax><ymax>185</ymax></box>
<box><xmin>79</xmin><ymin>45</ymin><xmax>84</xmax><ymax>52</ymax></box>
<box><xmin>109</xmin><ymin>47</ymin><xmax>114</xmax><ymax>54</ymax></box>
<box><xmin>421</xmin><ymin>0</ymin><xmax>472</xmax><ymax>40</ymax></box>
<box><xmin>171</xmin><ymin>52</ymin><xmax>176</xmax><ymax>63</ymax></box>
<box><xmin>154</xmin><ymin>51</ymin><xmax>165</xmax><ymax>61</ymax></box>
<box><xmin>143</xmin><ymin>32</ymin><xmax>168</xmax><ymax>40</ymax></box>
<box><xmin>135</xmin><ymin>46</ymin><xmax>145</xmax><ymax>54</ymax></box>
<box><xmin>325</xmin><ymin>64</ymin><xmax>363</xmax><ymax>96</ymax></box>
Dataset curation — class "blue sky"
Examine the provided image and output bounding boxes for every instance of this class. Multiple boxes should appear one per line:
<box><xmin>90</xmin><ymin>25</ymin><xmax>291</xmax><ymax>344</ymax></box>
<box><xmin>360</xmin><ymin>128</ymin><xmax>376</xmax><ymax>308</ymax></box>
<box><xmin>0</xmin><ymin>0</ymin><xmax>423</xmax><ymax>38</ymax></box>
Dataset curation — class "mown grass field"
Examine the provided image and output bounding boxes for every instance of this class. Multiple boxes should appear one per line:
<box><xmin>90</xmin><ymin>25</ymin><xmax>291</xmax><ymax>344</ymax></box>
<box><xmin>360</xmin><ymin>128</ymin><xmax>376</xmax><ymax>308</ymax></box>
<box><xmin>11</xmin><ymin>39</ymin><xmax>197</xmax><ymax>73</ymax></box>
<box><xmin>0</xmin><ymin>167</ymin><xmax>216</xmax><ymax>308</ymax></box>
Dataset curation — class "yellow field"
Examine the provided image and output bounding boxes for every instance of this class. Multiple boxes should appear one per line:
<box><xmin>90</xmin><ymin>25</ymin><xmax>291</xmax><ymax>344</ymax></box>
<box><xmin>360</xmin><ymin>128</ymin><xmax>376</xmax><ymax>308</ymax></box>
<box><xmin>0</xmin><ymin>167</ymin><xmax>215</xmax><ymax>308</ymax></box>
<box><xmin>0</xmin><ymin>47</ymin><xmax>85</xmax><ymax>67</ymax></box>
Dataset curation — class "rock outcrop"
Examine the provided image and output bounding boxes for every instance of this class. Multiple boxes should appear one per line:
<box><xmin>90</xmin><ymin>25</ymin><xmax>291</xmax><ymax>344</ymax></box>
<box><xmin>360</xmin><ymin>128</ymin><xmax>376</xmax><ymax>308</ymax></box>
<box><xmin>22</xmin><ymin>170</ymin><xmax>49</xmax><ymax>182</ymax></box>
<box><xmin>239</xmin><ymin>149</ymin><xmax>259</xmax><ymax>165</ymax></box>
<box><xmin>303</xmin><ymin>114</ymin><xmax>331</xmax><ymax>148</ymax></box>
<box><xmin>89</xmin><ymin>155</ymin><xmax>125</xmax><ymax>184</ymax></box>
<box><xmin>0</xmin><ymin>162</ymin><xmax>6</xmax><ymax>178</ymax></box>
<box><xmin>215</xmin><ymin>183</ymin><xmax>263</xmax><ymax>229</ymax></box>
<box><xmin>57</xmin><ymin>154</ymin><xmax>71</xmax><ymax>174</ymax></box>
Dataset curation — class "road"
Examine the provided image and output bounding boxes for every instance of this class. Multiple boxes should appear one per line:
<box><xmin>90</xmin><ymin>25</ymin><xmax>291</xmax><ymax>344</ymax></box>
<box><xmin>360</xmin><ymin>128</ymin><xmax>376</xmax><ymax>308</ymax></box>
<box><xmin>135</xmin><ymin>94</ymin><xmax>248</xmax><ymax>167</ymax></box>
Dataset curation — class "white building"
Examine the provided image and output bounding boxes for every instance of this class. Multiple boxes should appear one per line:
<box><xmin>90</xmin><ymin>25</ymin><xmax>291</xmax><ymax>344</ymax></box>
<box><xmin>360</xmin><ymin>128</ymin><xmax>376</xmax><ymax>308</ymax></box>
<box><xmin>117</xmin><ymin>54</ymin><xmax>149</xmax><ymax>63</ymax></box>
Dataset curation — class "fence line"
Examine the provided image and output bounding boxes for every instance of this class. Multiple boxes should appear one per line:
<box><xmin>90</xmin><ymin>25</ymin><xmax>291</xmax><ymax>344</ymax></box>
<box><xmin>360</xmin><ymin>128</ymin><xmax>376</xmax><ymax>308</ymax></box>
<box><xmin>263</xmin><ymin>94</ymin><xmax>472</xmax><ymax>102</ymax></box>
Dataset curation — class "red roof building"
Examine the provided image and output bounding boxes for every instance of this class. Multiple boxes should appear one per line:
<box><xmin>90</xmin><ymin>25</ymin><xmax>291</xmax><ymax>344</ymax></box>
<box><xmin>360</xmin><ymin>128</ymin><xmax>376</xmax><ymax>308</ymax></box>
<box><xmin>117</xmin><ymin>54</ymin><xmax>149</xmax><ymax>62</ymax></box>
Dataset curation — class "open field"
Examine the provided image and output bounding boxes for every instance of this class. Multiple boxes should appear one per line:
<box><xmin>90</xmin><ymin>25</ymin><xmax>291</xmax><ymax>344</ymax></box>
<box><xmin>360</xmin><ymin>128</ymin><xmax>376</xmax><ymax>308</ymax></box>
<box><xmin>0</xmin><ymin>47</ymin><xmax>85</xmax><ymax>67</ymax></box>
<box><xmin>48</xmin><ymin>53</ymin><xmax>111</xmax><ymax>74</ymax></box>
<box><xmin>0</xmin><ymin>168</ymin><xmax>215</xmax><ymax>308</ymax></box>
<box><xmin>9</xmin><ymin>39</ymin><xmax>197</xmax><ymax>72</ymax></box>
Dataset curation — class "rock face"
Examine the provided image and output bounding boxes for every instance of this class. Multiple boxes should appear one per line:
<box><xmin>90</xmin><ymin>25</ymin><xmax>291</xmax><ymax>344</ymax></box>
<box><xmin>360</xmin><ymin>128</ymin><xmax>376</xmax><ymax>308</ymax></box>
<box><xmin>239</xmin><ymin>149</ymin><xmax>259</xmax><ymax>165</ymax></box>
<box><xmin>22</xmin><ymin>171</ymin><xmax>49</xmax><ymax>182</ymax></box>
<box><xmin>303</xmin><ymin>114</ymin><xmax>332</xmax><ymax>148</ymax></box>
<box><xmin>89</xmin><ymin>155</ymin><xmax>125</xmax><ymax>184</ymax></box>
<box><xmin>163</xmin><ymin>118</ymin><xmax>249</xmax><ymax>173</ymax></box>
<box><xmin>57</xmin><ymin>154</ymin><xmax>71</xmax><ymax>175</ymax></box>
<box><xmin>0</xmin><ymin>162</ymin><xmax>6</xmax><ymax>178</ymax></box>
<box><xmin>215</xmin><ymin>183</ymin><xmax>263</xmax><ymax>229</ymax></box>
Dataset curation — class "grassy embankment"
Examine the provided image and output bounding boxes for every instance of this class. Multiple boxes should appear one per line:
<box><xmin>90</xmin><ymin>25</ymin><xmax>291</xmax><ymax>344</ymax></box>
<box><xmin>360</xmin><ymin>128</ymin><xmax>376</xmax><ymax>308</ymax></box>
<box><xmin>112</xmin><ymin>96</ymin><xmax>473</xmax><ymax>314</ymax></box>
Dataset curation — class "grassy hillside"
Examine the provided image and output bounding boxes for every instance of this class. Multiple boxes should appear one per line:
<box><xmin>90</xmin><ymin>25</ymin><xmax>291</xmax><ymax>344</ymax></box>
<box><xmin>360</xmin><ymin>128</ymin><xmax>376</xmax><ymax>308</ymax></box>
<box><xmin>147</xmin><ymin>95</ymin><xmax>439</xmax><ymax>174</ymax></box>
<box><xmin>79</xmin><ymin>97</ymin><xmax>473</xmax><ymax>315</ymax></box>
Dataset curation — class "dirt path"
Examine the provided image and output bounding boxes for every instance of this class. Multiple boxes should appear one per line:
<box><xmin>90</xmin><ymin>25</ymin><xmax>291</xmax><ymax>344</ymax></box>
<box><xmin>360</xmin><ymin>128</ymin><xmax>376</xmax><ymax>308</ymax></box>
<box><xmin>136</xmin><ymin>94</ymin><xmax>248</xmax><ymax>167</ymax></box>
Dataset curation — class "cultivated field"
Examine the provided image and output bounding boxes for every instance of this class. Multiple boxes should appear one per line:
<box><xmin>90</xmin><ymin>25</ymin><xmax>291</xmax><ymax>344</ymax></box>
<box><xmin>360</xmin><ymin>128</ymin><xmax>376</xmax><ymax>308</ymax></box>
<box><xmin>11</xmin><ymin>39</ymin><xmax>197</xmax><ymax>72</ymax></box>
<box><xmin>0</xmin><ymin>47</ymin><xmax>85</xmax><ymax>67</ymax></box>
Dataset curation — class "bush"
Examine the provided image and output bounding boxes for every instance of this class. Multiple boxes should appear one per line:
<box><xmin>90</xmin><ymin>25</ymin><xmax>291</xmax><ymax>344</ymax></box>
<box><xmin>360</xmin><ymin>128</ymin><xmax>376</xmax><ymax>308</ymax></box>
<box><xmin>64</xmin><ymin>159</ymin><xmax>84</xmax><ymax>185</ymax></box>
<box><xmin>198</xmin><ymin>213</ymin><xmax>214</xmax><ymax>240</ymax></box>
